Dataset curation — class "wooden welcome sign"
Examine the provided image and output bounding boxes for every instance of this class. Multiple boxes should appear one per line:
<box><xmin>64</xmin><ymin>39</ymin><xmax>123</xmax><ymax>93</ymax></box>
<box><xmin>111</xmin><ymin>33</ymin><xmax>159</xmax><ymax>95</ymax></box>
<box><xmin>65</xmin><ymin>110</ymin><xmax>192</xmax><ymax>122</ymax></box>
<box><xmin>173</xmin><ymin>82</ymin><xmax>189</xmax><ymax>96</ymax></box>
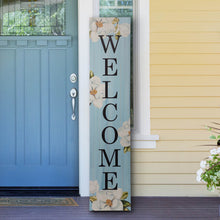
<box><xmin>89</xmin><ymin>17</ymin><xmax>131</xmax><ymax>211</ymax></box>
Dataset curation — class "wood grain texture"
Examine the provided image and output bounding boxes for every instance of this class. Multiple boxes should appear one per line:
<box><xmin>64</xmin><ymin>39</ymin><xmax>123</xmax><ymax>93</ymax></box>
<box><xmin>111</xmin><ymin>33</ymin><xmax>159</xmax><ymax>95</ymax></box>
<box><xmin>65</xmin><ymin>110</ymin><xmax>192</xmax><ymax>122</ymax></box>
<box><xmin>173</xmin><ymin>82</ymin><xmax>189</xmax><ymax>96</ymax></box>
<box><xmin>132</xmin><ymin>174</ymin><xmax>199</xmax><ymax>184</ymax></box>
<box><xmin>151</xmin><ymin>0</ymin><xmax>220</xmax><ymax>10</ymax></box>
<box><xmin>151</xmin><ymin>11</ymin><xmax>220</xmax><ymax>22</ymax></box>
<box><xmin>151</xmin><ymin>54</ymin><xmax>220</xmax><ymax>65</ymax></box>
<box><xmin>151</xmin><ymin>22</ymin><xmax>220</xmax><ymax>32</ymax></box>
<box><xmin>132</xmin><ymin>185</ymin><xmax>219</xmax><ymax>197</ymax></box>
<box><xmin>151</xmin><ymin>87</ymin><xmax>220</xmax><ymax>96</ymax></box>
<box><xmin>151</xmin><ymin>97</ymin><xmax>220</xmax><ymax>107</ymax></box>
<box><xmin>151</xmin><ymin>65</ymin><xmax>220</xmax><ymax>75</ymax></box>
<box><xmin>151</xmin><ymin>76</ymin><xmax>220</xmax><ymax>86</ymax></box>
<box><xmin>151</xmin><ymin>33</ymin><xmax>220</xmax><ymax>43</ymax></box>
<box><xmin>150</xmin><ymin>130</ymin><xmax>216</xmax><ymax>141</ymax></box>
<box><xmin>151</xmin><ymin>119</ymin><xmax>218</xmax><ymax>129</ymax></box>
<box><xmin>131</xmin><ymin>162</ymin><xmax>200</xmax><ymax>174</ymax></box>
<box><xmin>131</xmin><ymin>151</ymin><xmax>208</xmax><ymax>163</ymax></box>
<box><xmin>151</xmin><ymin>43</ymin><xmax>220</xmax><ymax>54</ymax></box>
<box><xmin>151</xmin><ymin>108</ymin><xmax>220</xmax><ymax>119</ymax></box>
<box><xmin>0</xmin><ymin>197</ymin><xmax>219</xmax><ymax>219</ymax></box>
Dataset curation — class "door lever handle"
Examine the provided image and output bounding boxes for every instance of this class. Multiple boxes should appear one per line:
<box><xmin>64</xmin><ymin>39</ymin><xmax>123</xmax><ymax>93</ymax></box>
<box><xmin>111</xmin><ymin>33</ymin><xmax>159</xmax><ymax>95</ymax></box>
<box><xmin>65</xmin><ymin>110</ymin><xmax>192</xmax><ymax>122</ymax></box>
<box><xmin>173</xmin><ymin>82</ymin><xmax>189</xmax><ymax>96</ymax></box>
<box><xmin>70</xmin><ymin>88</ymin><xmax>77</xmax><ymax>120</ymax></box>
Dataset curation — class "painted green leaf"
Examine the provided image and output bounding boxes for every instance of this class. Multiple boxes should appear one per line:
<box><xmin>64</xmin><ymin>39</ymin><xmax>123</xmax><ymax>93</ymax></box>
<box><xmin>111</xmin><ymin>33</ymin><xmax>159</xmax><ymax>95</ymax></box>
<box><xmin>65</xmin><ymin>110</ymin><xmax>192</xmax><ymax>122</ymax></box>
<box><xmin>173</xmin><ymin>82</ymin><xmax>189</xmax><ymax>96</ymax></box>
<box><xmin>121</xmin><ymin>200</ymin><xmax>131</xmax><ymax>208</ymax></box>
<box><xmin>112</xmin><ymin>17</ymin><xmax>119</xmax><ymax>24</ymax></box>
<box><xmin>121</xmin><ymin>192</ymin><xmax>128</xmax><ymax>200</ymax></box>
<box><xmin>217</xmin><ymin>135</ymin><xmax>220</xmax><ymax>139</ymax></box>
<box><xmin>90</xmin><ymin>71</ymin><xmax>94</xmax><ymax>79</ymax></box>
<box><xmin>115</xmin><ymin>32</ymin><xmax>120</xmax><ymax>40</ymax></box>
<box><xmin>209</xmin><ymin>135</ymin><xmax>217</xmax><ymax>140</ymax></box>
<box><xmin>123</xmin><ymin>147</ymin><xmax>131</xmax><ymax>153</ymax></box>
<box><xmin>90</xmin><ymin>196</ymin><xmax>97</xmax><ymax>203</ymax></box>
<box><xmin>123</xmin><ymin>147</ymin><xmax>128</xmax><ymax>153</ymax></box>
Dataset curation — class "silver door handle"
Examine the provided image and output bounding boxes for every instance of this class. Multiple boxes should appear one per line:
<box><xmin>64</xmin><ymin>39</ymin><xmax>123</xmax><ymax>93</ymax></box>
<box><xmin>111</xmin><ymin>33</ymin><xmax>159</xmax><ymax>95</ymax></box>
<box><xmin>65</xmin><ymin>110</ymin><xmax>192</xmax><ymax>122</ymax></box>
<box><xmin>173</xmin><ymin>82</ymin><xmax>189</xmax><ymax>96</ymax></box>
<box><xmin>70</xmin><ymin>88</ymin><xmax>77</xmax><ymax>120</ymax></box>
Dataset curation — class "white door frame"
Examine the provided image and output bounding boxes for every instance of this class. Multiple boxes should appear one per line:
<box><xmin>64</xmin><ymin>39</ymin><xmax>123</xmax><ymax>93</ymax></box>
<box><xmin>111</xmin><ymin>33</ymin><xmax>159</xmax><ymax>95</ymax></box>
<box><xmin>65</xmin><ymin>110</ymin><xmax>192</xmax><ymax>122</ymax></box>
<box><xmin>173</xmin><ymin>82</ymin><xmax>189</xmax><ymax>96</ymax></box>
<box><xmin>78</xmin><ymin>0</ymin><xmax>98</xmax><ymax>196</ymax></box>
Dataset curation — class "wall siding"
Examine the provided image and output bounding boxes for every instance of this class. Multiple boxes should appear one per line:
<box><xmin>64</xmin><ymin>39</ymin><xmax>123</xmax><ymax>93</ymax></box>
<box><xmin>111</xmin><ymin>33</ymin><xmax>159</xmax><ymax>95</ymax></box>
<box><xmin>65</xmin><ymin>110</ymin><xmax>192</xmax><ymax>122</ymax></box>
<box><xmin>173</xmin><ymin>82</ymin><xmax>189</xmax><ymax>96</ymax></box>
<box><xmin>131</xmin><ymin>0</ymin><xmax>220</xmax><ymax>196</ymax></box>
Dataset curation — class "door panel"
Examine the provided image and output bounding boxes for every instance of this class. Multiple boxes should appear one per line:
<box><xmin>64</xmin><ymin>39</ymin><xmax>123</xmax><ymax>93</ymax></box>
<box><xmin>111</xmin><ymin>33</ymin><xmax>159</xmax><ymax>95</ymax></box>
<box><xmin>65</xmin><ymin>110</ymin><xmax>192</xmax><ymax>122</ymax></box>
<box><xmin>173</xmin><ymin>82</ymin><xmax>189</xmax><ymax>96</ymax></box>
<box><xmin>0</xmin><ymin>0</ymin><xmax>78</xmax><ymax>187</ymax></box>
<box><xmin>0</xmin><ymin>49</ymin><xmax>16</xmax><ymax>165</ymax></box>
<box><xmin>24</xmin><ymin>49</ymin><xmax>41</xmax><ymax>165</ymax></box>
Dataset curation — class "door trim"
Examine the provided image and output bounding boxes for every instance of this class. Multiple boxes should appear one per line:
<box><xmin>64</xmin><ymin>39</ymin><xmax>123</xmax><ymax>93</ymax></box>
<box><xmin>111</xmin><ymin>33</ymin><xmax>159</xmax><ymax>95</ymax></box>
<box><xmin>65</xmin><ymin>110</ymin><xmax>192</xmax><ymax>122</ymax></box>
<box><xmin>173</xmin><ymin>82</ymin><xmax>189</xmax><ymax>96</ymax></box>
<box><xmin>78</xmin><ymin>0</ymin><xmax>95</xmax><ymax>197</ymax></box>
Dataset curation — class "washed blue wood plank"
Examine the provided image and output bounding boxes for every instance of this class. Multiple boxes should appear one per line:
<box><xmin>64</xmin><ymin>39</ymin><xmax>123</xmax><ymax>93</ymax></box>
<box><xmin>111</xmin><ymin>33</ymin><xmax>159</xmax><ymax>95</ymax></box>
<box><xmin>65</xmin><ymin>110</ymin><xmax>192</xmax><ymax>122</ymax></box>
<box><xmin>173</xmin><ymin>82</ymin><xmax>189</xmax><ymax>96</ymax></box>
<box><xmin>0</xmin><ymin>49</ymin><xmax>16</xmax><ymax>165</ymax></box>
<box><xmin>0</xmin><ymin>197</ymin><xmax>219</xmax><ymax>219</ymax></box>
<box><xmin>49</xmin><ymin>49</ymin><xmax>67</xmax><ymax>166</ymax></box>
<box><xmin>24</xmin><ymin>49</ymin><xmax>41</xmax><ymax>165</ymax></box>
<box><xmin>16</xmin><ymin>48</ymin><xmax>25</xmax><ymax>166</ymax></box>
<box><xmin>0</xmin><ymin>40</ymin><xmax>7</xmax><ymax>46</ymax></box>
<box><xmin>37</xmin><ymin>40</ymin><xmax>48</xmax><ymax>46</ymax></box>
<box><xmin>41</xmin><ymin>48</ymin><xmax>50</xmax><ymax>166</ymax></box>
<box><xmin>56</xmin><ymin>40</ymin><xmax>68</xmax><ymax>46</ymax></box>
<box><xmin>90</xmin><ymin>17</ymin><xmax>131</xmax><ymax>211</ymax></box>
<box><xmin>17</xmin><ymin>40</ymin><xmax>27</xmax><ymax>46</ymax></box>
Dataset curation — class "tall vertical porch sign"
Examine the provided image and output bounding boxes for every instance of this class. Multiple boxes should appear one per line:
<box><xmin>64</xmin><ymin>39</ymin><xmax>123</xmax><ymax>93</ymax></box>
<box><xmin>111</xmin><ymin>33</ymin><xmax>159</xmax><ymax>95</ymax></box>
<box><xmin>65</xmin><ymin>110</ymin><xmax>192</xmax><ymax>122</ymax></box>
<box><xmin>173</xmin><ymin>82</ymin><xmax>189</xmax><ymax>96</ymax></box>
<box><xmin>89</xmin><ymin>17</ymin><xmax>131</xmax><ymax>211</ymax></box>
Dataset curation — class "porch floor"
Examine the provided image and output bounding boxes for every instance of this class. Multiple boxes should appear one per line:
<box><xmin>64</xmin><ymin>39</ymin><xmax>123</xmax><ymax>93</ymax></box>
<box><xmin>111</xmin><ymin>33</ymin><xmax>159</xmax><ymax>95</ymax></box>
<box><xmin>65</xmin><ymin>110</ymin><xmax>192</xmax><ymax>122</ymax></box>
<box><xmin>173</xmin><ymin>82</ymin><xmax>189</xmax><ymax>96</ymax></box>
<box><xmin>0</xmin><ymin>197</ymin><xmax>219</xmax><ymax>219</ymax></box>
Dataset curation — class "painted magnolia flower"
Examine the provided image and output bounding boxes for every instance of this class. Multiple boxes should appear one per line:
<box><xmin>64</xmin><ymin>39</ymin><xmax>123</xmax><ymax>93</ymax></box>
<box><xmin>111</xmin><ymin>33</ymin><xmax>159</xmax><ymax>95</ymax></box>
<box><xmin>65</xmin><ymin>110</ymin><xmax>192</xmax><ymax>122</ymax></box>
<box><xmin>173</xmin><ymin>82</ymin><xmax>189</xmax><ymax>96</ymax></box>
<box><xmin>90</xmin><ymin>18</ymin><xmax>115</xmax><ymax>42</ymax></box>
<box><xmin>116</xmin><ymin>23</ymin><xmax>130</xmax><ymax>37</ymax></box>
<box><xmin>217</xmin><ymin>147</ymin><xmax>220</xmax><ymax>153</ymax></box>
<box><xmin>210</xmin><ymin>148</ymin><xmax>218</xmax><ymax>155</ymax></box>
<box><xmin>92</xmin><ymin>188</ymin><xmax>123</xmax><ymax>211</ymax></box>
<box><xmin>200</xmin><ymin>160</ymin><xmax>207</xmax><ymax>169</ymax></box>
<box><xmin>118</xmin><ymin>119</ymin><xmax>130</xmax><ymax>147</ymax></box>
<box><xmin>90</xmin><ymin>180</ymin><xmax>99</xmax><ymax>194</ymax></box>
<box><xmin>89</xmin><ymin>76</ymin><xmax>105</xmax><ymax>109</ymax></box>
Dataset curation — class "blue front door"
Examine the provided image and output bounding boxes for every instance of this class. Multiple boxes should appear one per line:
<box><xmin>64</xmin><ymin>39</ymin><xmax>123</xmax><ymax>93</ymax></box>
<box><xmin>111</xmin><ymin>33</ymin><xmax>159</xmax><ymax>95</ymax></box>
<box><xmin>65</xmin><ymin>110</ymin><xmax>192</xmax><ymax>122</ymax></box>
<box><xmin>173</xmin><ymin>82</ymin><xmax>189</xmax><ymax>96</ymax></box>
<box><xmin>0</xmin><ymin>0</ymin><xmax>78</xmax><ymax>186</ymax></box>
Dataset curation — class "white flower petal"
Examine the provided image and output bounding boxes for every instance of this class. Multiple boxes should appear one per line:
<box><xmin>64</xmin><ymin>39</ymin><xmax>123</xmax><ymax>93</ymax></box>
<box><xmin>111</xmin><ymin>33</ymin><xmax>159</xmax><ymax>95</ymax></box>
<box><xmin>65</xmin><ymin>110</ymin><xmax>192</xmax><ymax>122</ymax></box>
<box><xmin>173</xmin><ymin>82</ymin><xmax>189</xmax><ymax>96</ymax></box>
<box><xmin>196</xmin><ymin>168</ymin><xmax>203</xmax><ymax>176</ymax></box>
<box><xmin>93</xmin><ymin>98</ymin><xmax>103</xmax><ymax>109</ymax></box>
<box><xmin>91</xmin><ymin>189</ymin><xmax>125</xmax><ymax>211</ymax></box>
<box><xmin>90</xmin><ymin>76</ymin><xmax>105</xmax><ymax>108</ymax></box>
<box><xmin>112</xmin><ymin>188</ymin><xmax>123</xmax><ymax>200</ymax></box>
<box><xmin>196</xmin><ymin>175</ymin><xmax>202</xmax><ymax>183</ymax></box>
<box><xmin>118</xmin><ymin>127</ymin><xmax>128</xmax><ymax>137</ymax></box>
<box><xmin>92</xmin><ymin>200</ymin><xmax>101</xmax><ymax>211</ymax></box>
<box><xmin>200</xmin><ymin>160</ymin><xmax>207</xmax><ymax>169</ymax></box>
<box><xmin>210</xmin><ymin>148</ymin><xmax>218</xmax><ymax>155</ymax></box>
<box><xmin>111</xmin><ymin>199</ymin><xmax>123</xmax><ymax>210</ymax></box>
<box><xmin>106</xmin><ymin>192</ymin><xmax>114</xmax><ymax>201</ymax></box>
<box><xmin>89</xmin><ymin>94</ymin><xmax>95</xmax><ymax>103</ymax></box>
<box><xmin>96</xmin><ymin>191</ymin><xmax>108</xmax><ymax>202</ymax></box>
<box><xmin>91</xmin><ymin>21</ymin><xmax>97</xmax><ymax>32</ymax></box>
<box><xmin>90</xmin><ymin>180</ymin><xmax>99</xmax><ymax>194</ymax></box>
<box><xmin>123</xmin><ymin>119</ymin><xmax>130</xmax><ymax>129</ymax></box>
<box><xmin>90</xmin><ymin>31</ymin><xmax>99</xmax><ymax>42</ymax></box>
<box><xmin>103</xmin><ymin>22</ymin><xmax>115</xmax><ymax>34</ymax></box>
<box><xmin>120</xmin><ymin>137</ymin><xmax>130</xmax><ymax>147</ymax></box>
<box><xmin>118</xmin><ymin>23</ymin><xmax>130</xmax><ymax>37</ymax></box>
<box><xmin>118</xmin><ymin>119</ymin><xmax>130</xmax><ymax>147</ymax></box>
